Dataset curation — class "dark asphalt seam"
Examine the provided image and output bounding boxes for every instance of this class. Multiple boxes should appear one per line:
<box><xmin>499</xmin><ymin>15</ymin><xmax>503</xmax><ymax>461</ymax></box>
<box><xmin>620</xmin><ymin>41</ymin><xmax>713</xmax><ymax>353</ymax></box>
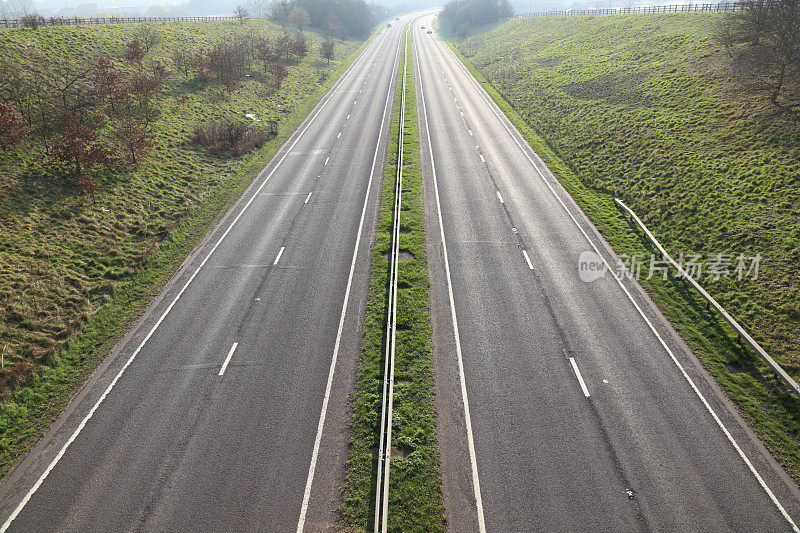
<box><xmin>131</xmin><ymin>383</ymin><xmax>218</xmax><ymax>530</ymax></box>
<box><xmin>453</xmin><ymin>96</ymin><xmax>529</xmax><ymax>256</ymax></box>
<box><xmin>585</xmin><ymin>400</ymin><xmax>655</xmax><ymax>533</ymax></box>
<box><xmin>228</xmin><ymin>156</ymin><xmax>332</xmax><ymax>344</ymax></box>
<box><xmin>210</xmin><ymin>44</ymin><xmax>386</xmax><ymax>368</ymax></box>
<box><xmin>223</xmin><ymin>50</ymin><xmax>380</xmax><ymax>344</ymax></box>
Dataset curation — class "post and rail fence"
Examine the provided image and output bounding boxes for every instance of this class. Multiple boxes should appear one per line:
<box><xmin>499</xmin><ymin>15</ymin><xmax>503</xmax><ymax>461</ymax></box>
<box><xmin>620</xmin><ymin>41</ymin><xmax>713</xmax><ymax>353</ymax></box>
<box><xmin>0</xmin><ymin>2</ymin><xmax>748</xmax><ymax>28</ymax></box>
<box><xmin>0</xmin><ymin>15</ymin><xmax>237</xmax><ymax>29</ymax></box>
<box><xmin>614</xmin><ymin>198</ymin><xmax>800</xmax><ymax>399</ymax></box>
<box><xmin>516</xmin><ymin>2</ymin><xmax>745</xmax><ymax>17</ymax></box>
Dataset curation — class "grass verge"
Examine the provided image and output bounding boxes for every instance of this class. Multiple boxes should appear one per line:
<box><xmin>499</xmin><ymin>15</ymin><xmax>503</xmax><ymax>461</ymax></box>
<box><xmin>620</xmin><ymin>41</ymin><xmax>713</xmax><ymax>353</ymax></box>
<box><xmin>0</xmin><ymin>21</ymin><xmax>370</xmax><ymax>479</ymax></box>
<box><xmin>340</xmin><ymin>27</ymin><xmax>446</xmax><ymax>532</ymax></box>
<box><xmin>441</xmin><ymin>17</ymin><xmax>800</xmax><ymax>481</ymax></box>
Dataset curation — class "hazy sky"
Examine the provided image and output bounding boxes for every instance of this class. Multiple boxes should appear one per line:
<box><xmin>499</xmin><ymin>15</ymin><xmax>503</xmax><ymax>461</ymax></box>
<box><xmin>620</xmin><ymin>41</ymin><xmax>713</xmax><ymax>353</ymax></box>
<box><xmin>25</xmin><ymin>0</ymin><xmax>658</xmax><ymax>19</ymax></box>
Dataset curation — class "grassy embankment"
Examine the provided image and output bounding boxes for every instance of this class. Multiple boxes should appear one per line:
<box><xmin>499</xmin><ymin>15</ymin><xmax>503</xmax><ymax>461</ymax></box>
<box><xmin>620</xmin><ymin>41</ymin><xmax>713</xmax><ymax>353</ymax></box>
<box><xmin>0</xmin><ymin>21</ymin><xmax>363</xmax><ymax>477</ymax></box>
<box><xmin>445</xmin><ymin>14</ymin><xmax>800</xmax><ymax>478</ymax></box>
<box><xmin>340</xmin><ymin>28</ymin><xmax>445</xmax><ymax>532</ymax></box>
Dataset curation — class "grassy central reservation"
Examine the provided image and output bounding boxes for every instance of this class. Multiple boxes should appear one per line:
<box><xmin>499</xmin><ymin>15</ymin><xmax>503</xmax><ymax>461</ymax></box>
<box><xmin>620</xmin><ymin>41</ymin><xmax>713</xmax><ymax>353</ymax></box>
<box><xmin>0</xmin><ymin>20</ymin><xmax>361</xmax><ymax>477</ymax></box>
<box><xmin>447</xmin><ymin>13</ymin><xmax>800</xmax><ymax>479</ymax></box>
<box><xmin>341</xmin><ymin>28</ymin><xmax>446</xmax><ymax>532</ymax></box>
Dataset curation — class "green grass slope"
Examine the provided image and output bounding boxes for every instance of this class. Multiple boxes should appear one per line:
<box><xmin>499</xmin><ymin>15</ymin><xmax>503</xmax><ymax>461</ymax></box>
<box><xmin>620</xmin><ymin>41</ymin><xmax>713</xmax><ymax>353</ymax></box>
<box><xmin>450</xmin><ymin>14</ymin><xmax>800</xmax><ymax>477</ymax></box>
<box><xmin>0</xmin><ymin>21</ymin><xmax>361</xmax><ymax>477</ymax></box>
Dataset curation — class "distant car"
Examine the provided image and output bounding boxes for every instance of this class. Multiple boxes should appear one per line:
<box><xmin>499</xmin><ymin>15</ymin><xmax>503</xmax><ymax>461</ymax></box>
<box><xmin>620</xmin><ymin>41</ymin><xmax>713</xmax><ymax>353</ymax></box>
<box><xmin>387</xmin><ymin>23</ymin><xmax>391</xmax><ymax>27</ymax></box>
<box><xmin>427</xmin><ymin>29</ymin><xmax>432</xmax><ymax>34</ymax></box>
<box><xmin>395</xmin><ymin>17</ymin><xmax>399</xmax><ymax>20</ymax></box>
<box><xmin>421</xmin><ymin>25</ymin><xmax>425</xmax><ymax>28</ymax></box>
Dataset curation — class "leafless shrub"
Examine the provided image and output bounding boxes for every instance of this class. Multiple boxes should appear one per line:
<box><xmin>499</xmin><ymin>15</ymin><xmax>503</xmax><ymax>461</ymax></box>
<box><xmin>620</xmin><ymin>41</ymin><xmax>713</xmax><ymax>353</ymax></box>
<box><xmin>133</xmin><ymin>24</ymin><xmax>163</xmax><ymax>55</ymax></box>
<box><xmin>21</xmin><ymin>13</ymin><xmax>44</xmax><ymax>29</ymax></box>
<box><xmin>191</xmin><ymin>120</ymin><xmax>270</xmax><ymax>156</ymax></box>
<box><xmin>235</xmin><ymin>4</ymin><xmax>249</xmax><ymax>25</ymax></box>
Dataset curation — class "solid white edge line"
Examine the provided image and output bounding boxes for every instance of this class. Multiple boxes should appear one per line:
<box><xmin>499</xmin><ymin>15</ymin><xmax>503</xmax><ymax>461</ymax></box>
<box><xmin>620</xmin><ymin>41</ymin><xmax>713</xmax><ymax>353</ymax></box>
<box><xmin>0</xmin><ymin>26</ymin><xmax>391</xmax><ymax>533</ymax></box>
<box><xmin>522</xmin><ymin>249</ymin><xmax>534</xmax><ymax>271</ymax></box>
<box><xmin>569</xmin><ymin>357</ymin><xmax>590</xmax><ymax>398</ymax></box>
<box><xmin>496</xmin><ymin>190</ymin><xmax>503</xmax><ymax>204</ymax></box>
<box><xmin>439</xmin><ymin>36</ymin><xmax>800</xmax><ymax>532</ymax></box>
<box><xmin>296</xmin><ymin>29</ymin><xmax>402</xmax><ymax>533</ymax></box>
<box><xmin>415</xmin><ymin>24</ymin><xmax>487</xmax><ymax>533</ymax></box>
<box><xmin>273</xmin><ymin>246</ymin><xmax>285</xmax><ymax>265</ymax></box>
<box><xmin>218</xmin><ymin>342</ymin><xmax>239</xmax><ymax>376</ymax></box>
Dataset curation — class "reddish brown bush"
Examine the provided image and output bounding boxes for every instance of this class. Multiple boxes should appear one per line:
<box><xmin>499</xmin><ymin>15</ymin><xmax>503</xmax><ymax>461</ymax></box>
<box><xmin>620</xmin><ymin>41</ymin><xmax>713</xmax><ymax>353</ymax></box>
<box><xmin>78</xmin><ymin>174</ymin><xmax>100</xmax><ymax>202</ymax></box>
<box><xmin>257</xmin><ymin>38</ymin><xmax>280</xmax><ymax>75</ymax></box>
<box><xmin>130</xmin><ymin>73</ymin><xmax>161</xmax><ymax>100</ymax></box>
<box><xmin>124</xmin><ymin>39</ymin><xmax>146</xmax><ymax>68</ymax></box>
<box><xmin>151</xmin><ymin>61</ymin><xmax>167</xmax><ymax>80</ymax></box>
<box><xmin>269</xmin><ymin>61</ymin><xmax>288</xmax><ymax>88</ymax></box>
<box><xmin>52</xmin><ymin>113</ymin><xmax>109</xmax><ymax>175</ymax></box>
<box><xmin>191</xmin><ymin>121</ymin><xmax>270</xmax><ymax>156</ymax></box>
<box><xmin>0</xmin><ymin>102</ymin><xmax>29</xmax><ymax>151</ymax></box>
<box><xmin>289</xmin><ymin>36</ymin><xmax>308</xmax><ymax>59</ymax></box>
<box><xmin>114</xmin><ymin>115</ymin><xmax>155</xmax><ymax>165</ymax></box>
<box><xmin>93</xmin><ymin>55</ymin><xmax>129</xmax><ymax>109</ymax></box>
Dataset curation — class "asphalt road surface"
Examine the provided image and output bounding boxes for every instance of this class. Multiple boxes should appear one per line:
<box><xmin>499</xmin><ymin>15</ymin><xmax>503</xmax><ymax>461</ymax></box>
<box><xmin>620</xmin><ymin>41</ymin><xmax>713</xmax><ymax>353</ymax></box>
<box><xmin>0</xmin><ymin>16</ymin><xmax>416</xmax><ymax>532</ymax></box>
<box><xmin>413</xmin><ymin>16</ymin><xmax>800</xmax><ymax>533</ymax></box>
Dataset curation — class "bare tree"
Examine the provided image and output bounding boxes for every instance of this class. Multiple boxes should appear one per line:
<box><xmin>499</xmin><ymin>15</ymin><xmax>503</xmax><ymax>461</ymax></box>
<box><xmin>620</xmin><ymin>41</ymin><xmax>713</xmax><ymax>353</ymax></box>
<box><xmin>320</xmin><ymin>39</ymin><xmax>334</xmax><ymax>64</ymax></box>
<box><xmin>133</xmin><ymin>24</ymin><xmax>163</xmax><ymax>55</ymax></box>
<box><xmin>245</xmin><ymin>0</ymin><xmax>269</xmax><ymax>19</ymax></box>
<box><xmin>0</xmin><ymin>58</ymin><xmax>25</xmax><ymax>106</ymax></box>
<box><xmin>289</xmin><ymin>6</ymin><xmax>309</xmax><ymax>32</ymax></box>
<box><xmin>727</xmin><ymin>0</ymin><xmax>772</xmax><ymax>45</ymax></box>
<box><xmin>256</xmin><ymin>37</ymin><xmax>278</xmax><ymax>74</ymax></box>
<box><xmin>719</xmin><ymin>0</ymin><xmax>800</xmax><ymax>113</ymax></box>
<box><xmin>172</xmin><ymin>45</ymin><xmax>193</xmax><ymax>80</ymax></box>
<box><xmin>234</xmin><ymin>4</ymin><xmax>248</xmax><ymax>25</ymax></box>
<box><xmin>268</xmin><ymin>0</ymin><xmax>291</xmax><ymax>28</ymax></box>
<box><xmin>235</xmin><ymin>29</ymin><xmax>259</xmax><ymax>65</ymax></box>
<box><xmin>275</xmin><ymin>33</ymin><xmax>292</xmax><ymax>62</ymax></box>
<box><xmin>21</xmin><ymin>13</ymin><xmax>44</xmax><ymax>28</ymax></box>
<box><xmin>14</xmin><ymin>53</ymin><xmax>94</xmax><ymax>152</ymax></box>
<box><xmin>6</xmin><ymin>0</ymin><xmax>32</xmax><ymax>18</ymax></box>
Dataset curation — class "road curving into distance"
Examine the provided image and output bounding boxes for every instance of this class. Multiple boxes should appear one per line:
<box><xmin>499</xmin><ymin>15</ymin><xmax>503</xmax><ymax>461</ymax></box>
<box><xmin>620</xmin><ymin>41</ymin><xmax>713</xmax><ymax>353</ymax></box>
<box><xmin>0</xmin><ymin>15</ymin><xmax>418</xmax><ymax>532</ymax></box>
<box><xmin>413</xmin><ymin>14</ymin><xmax>800</xmax><ymax>533</ymax></box>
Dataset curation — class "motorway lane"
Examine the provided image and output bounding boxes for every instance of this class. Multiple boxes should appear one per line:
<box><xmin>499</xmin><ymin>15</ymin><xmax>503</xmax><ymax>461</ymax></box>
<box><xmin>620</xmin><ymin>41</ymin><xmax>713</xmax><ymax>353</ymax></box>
<box><xmin>0</xmin><ymin>17</ymin><xmax>414</xmax><ymax>532</ymax></box>
<box><xmin>413</xmin><ymin>17</ymin><xmax>800</xmax><ymax>533</ymax></box>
